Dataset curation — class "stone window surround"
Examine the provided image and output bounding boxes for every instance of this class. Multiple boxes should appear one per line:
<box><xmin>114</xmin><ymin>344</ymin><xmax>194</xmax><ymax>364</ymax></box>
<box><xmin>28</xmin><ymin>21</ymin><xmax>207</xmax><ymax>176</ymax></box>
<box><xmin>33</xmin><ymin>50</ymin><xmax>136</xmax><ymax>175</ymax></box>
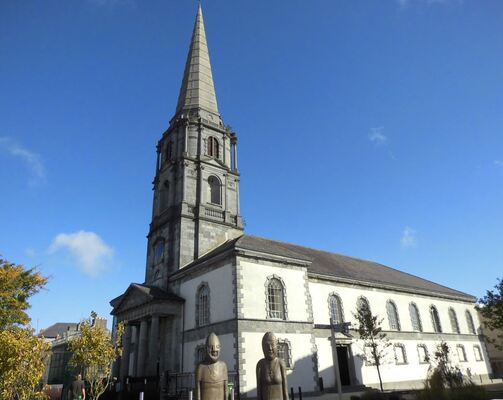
<box><xmin>277</xmin><ymin>338</ymin><xmax>293</xmax><ymax>369</ymax></box>
<box><xmin>356</xmin><ymin>296</ymin><xmax>372</xmax><ymax>314</ymax></box>
<box><xmin>430</xmin><ymin>305</ymin><xmax>442</xmax><ymax>333</ymax></box>
<box><xmin>206</xmin><ymin>136</ymin><xmax>221</xmax><ymax>159</ymax></box>
<box><xmin>456</xmin><ymin>344</ymin><xmax>467</xmax><ymax>362</ymax></box>
<box><xmin>386</xmin><ymin>299</ymin><xmax>401</xmax><ymax>331</ymax></box>
<box><xmin>409</xmin><ymin>302</ymin><xmax>423</xmax><ymax>332</ymax></box>
<box><xmin>327</xmin><ymin>292</ymin><xmax>345</xmax><ymax>325</ymax></box>
<box><xmin>473</xmin><ymin>345</ymin><xmax>483</xmax><ymax>361</ymax></box>
<box><xmin>416</xmin><ymin>344</ymin><xmax>429</xmax><ymax>364</ymax></box>
<box><xmin>196</xmin><ymin>282</ymin><xmax>211</xmax><ymax>327</ymax></box>
<box><xmin>448</xmin><ymin>307</ymin><xmax>460</xmax><ymax>334</ymax></box>
<box><xmin>465</xmin><ymin>310</ymin><xmax>476</xmax><ymax>334</ymax></box>
<box><xmin>195</xmin><ymin>344</ymin><xmax>205</xmax><ymax>367</ymax></box>
<box><xmin>264</xmin><ymin>274</ymin><xmax>288</xmax><ymax>321</ymax></box>
<box><xmin>394</xmin><ymin>343</ymin><xmax>408</xmax><ymax>365</ymax></box>
<box><xmin>207</xmin><ymin>175</ymin><xmax>222</xmax><ymax>206</ymax></box>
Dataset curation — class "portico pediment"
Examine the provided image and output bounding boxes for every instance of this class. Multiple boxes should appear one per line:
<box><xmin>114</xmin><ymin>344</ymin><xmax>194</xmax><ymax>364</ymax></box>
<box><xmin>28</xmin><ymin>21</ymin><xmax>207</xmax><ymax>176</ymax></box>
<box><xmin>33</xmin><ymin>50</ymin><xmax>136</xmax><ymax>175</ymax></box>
<box><xmin>111</xmin><ymin>283</ymin><xmax>184</xmax><ymax>316</ymax></box>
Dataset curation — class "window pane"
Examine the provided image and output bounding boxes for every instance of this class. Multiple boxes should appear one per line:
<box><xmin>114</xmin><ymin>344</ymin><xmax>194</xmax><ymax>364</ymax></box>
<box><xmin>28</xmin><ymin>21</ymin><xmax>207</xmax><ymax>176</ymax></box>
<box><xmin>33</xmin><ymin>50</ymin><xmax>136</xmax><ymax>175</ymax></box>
<box><xmin>330</xmin><ymin>295</ymin><xmax>344</xmax><ymax>325</ymax></box>
<box><xmin>466</xmin><ymin>311</ymin><xmax>476</xmax><ymax>334</ymax></box>
<box><xmin>449</xmin><ymin>308</ymin><xmax>460</xmax><ymax>333</ymax></box>
<box><xmin>431</xmin><ymin>306</ymin><xmax>442</xmax><ymax>333</ymax></box>
<box><xmin>417</xmin><ymin>345</ymin><xmax>428</xmax><ymax>363</ymax></box>
<box><xmin>457</xmin><ymin>345</ymin><xmax>467</xmax><ymax>362</ymax></box>
<box><xmin>387</xmin><ymin>301</ymin><xmax>400</xmax><ymax>331</ymax></box>
<box><xmin>409</xmin><ymin>303</ymin><xmax>422</xmax><ymax>332</ymax></box>
<box><xmin>277</xmin><ymin>342</ymin><xmax>290</xmax><ymax>367</ymax></box>
<box><xmin>474</xmin><ymin>346</ymin><xmax>482</xmax><ymax>361</ymax></box>
<box><xmin>395</xmin><ymin>345</ymin><xmax>407</xmax><ymax>364</ymax></box>
<box><xmin>268</xmin><ymin>279</ymin><xmax>284</xmax><ymax>319</ymax></box>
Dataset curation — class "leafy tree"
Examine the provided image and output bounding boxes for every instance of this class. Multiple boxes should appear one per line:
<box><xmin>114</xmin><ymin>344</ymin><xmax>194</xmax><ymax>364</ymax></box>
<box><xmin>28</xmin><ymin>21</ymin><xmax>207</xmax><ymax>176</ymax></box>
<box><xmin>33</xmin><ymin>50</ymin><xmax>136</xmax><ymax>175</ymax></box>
<box><xmin>353</xmin><ymin>303</ymin><xmax>390</xmax><ymax>392</ymax></box>
<box><xmin>0</xmin><ymin>257</ymin><xmax>48</xmax><ymax>329</ymax></box>
<box><xmin>0</xmin><ymin>257</ymin><xmax>49</xmax><ymax>400</ymax></box>
<box><xmin>478</xmin><ymin>277</ymin><xmax>503</xmax><ymax>350</ymax></box>
<box><xmin>0</xmin><ymin>327</ymin><xmax>50</xmax><ymax>400</ymax></box>
<box><xmin>69</xmin><ymin>311</ymin><xmax>123</xmax><ymax>400</ymax></box>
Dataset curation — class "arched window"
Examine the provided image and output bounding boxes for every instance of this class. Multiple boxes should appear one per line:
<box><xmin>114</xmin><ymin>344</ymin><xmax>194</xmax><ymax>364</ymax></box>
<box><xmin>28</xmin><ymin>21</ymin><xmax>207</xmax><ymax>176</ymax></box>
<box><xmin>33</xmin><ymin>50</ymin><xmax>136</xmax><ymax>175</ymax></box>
<box><xmin>277</xmin><ymin>339</ymin><xmax>292</xmax><ymax>368</ymax></box>
<box><xmin>196</xmin><ymin>283</ymin><xmax>210</xmax><ymax>327</ymax></box>
<box><xmin>465</xmin><ymin>310</ymin><xmax>476</xmax><ymax>334</ymax></box>
<box><xmin>266</xmin><ymin>276</ymin><xmax>287</xmax><ymax>320</ymax></box>
<box><xmin>456</xmin><ymin>344</ymin><xmax>467</xmax><ymax>362</ymax></box>
<box><xmin>357</xmin><ymin>296</ymin><xmax>371</xmax><ymax>315</ymax></box>
<box><xmin>394</xmin><ymin>343</ymin><xmax>407</xmax><ymax>365</ymax></box>
<box><xmin>208</xmin><ymin>176</ymin><xmax>221</xmax><ymax>205</ymax></box>
<box><xmin>430</xmin><ymin>305</ymin><xmax>442</xmax><ymax>333</ymax></box>
<box><xmin>207</xmin><ymin>136</ymin><xmax>219</xmax><ymax>158</ymax></box>
<box><xmin>328</xmin><ymin>293</ymin><xmax>344</xmax><ymax>325</ymax></box>
<box><xmin>417</xmin><ymin>344</ymin><xmax>429</xmax><ymax>364</ymax></box>
<box><xmin>153</xmin><ymin>240</ymin><xmax>165</xmax><ymax>264</ymax></box>
<box><xmin>448</xmin><ymin>308</ymin><xmax>460</xmax><ymax>334</ymax></box>
<box><xmin>386</xmin><ymin>300</ymin><xmax>401</xmax><ymax>331</ymax></box>
<box><xmin>409</xmin><ymin>303</ymin><xmax>423</xmax><ymax>332</ymax></box>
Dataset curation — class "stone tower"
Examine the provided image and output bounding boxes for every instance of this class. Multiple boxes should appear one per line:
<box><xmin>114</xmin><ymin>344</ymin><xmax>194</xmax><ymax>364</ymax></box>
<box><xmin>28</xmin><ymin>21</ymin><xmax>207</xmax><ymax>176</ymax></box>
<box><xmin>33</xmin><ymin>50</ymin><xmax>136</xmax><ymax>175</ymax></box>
<box><xmin>145</xmin><ymin>5</ymin><xmax>243</xmax><ymax>288</ymax></box>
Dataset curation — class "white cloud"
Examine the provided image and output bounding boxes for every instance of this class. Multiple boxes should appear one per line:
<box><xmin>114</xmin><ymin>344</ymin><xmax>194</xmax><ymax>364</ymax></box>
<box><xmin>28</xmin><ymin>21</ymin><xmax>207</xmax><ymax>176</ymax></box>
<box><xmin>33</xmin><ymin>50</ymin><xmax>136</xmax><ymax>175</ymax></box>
<box><xmin>401</xmin><ymin>226</ymin><xmax>418</xmax><ymax>248</ymax></box>
<box><xmin>49</xmin><ymin>231</ymin><xmax>114</xmax><ymax>276</ymax></box>
<box><xmin>369</xmin><ymin>127</ymin><xmax>388</xmax><ymax>146</ymax></box>
<box><xmin>0</xmin><ymin>137</ymin><xmax>46</xmax><ymax>185</ymax></box>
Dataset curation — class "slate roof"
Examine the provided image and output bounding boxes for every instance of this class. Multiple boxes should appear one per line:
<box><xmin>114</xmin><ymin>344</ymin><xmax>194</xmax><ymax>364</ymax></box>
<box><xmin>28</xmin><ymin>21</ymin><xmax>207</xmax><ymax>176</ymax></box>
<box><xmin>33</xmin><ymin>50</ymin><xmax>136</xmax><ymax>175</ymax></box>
<box><xmin>236</xmin><ymin>235</ymin><xmax>474</xmax><ymax>301</ymax></box>
<box><xmin>180</xmin><ymin>234</ymin><xmax>474</xmax><ymax>301</ymax></box>
<box><xmin>38</xmin><ymin>322</ymin><xmax>78</xmax><ymax>338</ymax></box>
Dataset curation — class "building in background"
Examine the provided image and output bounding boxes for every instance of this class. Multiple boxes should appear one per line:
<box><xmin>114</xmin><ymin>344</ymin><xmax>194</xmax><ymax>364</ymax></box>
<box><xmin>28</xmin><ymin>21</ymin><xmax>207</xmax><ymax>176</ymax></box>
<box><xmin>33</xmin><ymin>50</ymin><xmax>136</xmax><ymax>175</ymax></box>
<box><xmin>40</xmin><ymin>317</ymin><xmax>108</xmax><ymax>389</ymax></box>
<box><xmin>110</xmin><ymin>5</ymin><xmax>493</xmax><ymax>397</ymax></box>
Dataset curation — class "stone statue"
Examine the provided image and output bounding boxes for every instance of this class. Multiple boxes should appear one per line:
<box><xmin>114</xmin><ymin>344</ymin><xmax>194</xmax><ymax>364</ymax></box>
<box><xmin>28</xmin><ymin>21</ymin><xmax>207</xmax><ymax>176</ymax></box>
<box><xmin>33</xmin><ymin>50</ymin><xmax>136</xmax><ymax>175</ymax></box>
<box><xmin>195</xmin><ymin>332</ymin><xmax>228</xmax><ymax>400</ymax></box>
<box><xmin>256</xmin><ymin>332</ymin><xmax>289</xmax><ymax>400</ymax></box>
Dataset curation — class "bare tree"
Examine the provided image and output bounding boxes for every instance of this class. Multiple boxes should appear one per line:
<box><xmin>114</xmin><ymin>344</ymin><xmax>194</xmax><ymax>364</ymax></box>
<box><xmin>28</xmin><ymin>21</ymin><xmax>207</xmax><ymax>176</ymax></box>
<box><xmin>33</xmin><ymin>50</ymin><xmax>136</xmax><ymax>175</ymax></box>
<box><xmin>353</xmin><ymin>302</ymin><xmax>390</xmax><ymax>392</ymax></box>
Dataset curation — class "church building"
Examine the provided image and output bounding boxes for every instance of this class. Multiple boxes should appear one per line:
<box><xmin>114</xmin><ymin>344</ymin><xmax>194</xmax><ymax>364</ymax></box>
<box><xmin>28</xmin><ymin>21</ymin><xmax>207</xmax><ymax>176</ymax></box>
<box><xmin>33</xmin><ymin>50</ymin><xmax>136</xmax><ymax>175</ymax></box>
<box><xmin>110</xmin><ymin>5</ymin><xmax>492</xmax><ymax>396</ymax></box>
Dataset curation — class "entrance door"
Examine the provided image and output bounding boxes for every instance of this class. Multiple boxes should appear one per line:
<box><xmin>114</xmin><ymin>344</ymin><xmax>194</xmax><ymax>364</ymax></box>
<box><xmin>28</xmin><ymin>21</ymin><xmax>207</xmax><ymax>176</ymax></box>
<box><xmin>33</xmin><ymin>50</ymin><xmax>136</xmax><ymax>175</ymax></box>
<box><xmin>336</xmin><ymin>346</ymin><xmax>351</xmax><ymax>386</ymax></box>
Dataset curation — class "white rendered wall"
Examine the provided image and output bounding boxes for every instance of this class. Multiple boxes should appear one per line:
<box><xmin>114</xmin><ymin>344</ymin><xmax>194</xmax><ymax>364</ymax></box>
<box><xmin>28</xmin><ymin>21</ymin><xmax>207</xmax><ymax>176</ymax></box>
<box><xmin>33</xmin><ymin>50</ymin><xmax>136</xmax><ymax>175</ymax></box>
<box><xmin>183</xmin><ymin>333</ymin><xmax>236</xmax><ymax>373</ymax></box>
<box><xmin>239</xmin><ymin>260</ymin><xmax>309</xmax><ymax>322</ymax></box>
<box><xmin>180</xmin><ymin>263</ymin><xmax>234</xmax><ymax>331</ymax></box>
<box><xmin>310</xmin><ymin>280</ymin><xmax>480</xmax><ymax>335</ymax></box>
<box><xmin>240</xmin><ymin>332</ymin><xmax>316</xmax><ymax>396</ymax></box>
<box><xmin>310</xmin><ymin>280</ymin><xmax>491</xmax><ymax>388</ymax></box>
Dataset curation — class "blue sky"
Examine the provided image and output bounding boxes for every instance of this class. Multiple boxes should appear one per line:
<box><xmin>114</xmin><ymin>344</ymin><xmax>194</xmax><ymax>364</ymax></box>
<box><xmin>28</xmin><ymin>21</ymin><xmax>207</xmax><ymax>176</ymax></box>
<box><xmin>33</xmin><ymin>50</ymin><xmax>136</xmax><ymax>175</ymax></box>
<box><xmin>1</xmin><ymin>0</ymin><xmax>502</xmax><ymax>331</ymax></box>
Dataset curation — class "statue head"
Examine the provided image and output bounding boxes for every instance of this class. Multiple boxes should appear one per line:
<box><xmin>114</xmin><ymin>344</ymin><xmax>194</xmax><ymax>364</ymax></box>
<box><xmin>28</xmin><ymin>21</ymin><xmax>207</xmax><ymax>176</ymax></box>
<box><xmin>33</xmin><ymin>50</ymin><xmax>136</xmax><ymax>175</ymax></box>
<box><xmin>262</xmin><ymin>332</ymin><xmax>278</xmax><ymax>361</ymax></box>
<box><xmin>205</xmin><ymin>332</ymin><xmax>221</xmax><ymax>364</ymax></box>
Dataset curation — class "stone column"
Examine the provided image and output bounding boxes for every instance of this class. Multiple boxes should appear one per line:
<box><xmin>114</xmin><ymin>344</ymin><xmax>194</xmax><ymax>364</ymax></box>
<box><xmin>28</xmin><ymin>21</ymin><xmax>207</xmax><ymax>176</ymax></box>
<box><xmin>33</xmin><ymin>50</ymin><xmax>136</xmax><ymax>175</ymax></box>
<box><xmin>137</xmin><ymin>319</ymin><xmax>148</xmax><ymax>377</ymax></box>
<box><xmin>148</xmin><ymin>315</ymin><xmax>160</xmax><ymax>376</ymax></box>
<box><xmin>120</xmin><ymin>325</ymin><xmax>132</xmax><ymax>379</ymax></box>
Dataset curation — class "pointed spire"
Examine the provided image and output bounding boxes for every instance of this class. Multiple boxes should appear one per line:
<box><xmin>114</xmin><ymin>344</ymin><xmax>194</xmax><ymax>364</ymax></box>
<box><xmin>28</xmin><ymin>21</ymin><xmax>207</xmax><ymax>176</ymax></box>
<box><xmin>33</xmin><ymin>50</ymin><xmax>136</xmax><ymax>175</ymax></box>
<box><xmin>175</xmin><ymin>4</ymin><xmax>219</xmax><ymax>116</ymax></box>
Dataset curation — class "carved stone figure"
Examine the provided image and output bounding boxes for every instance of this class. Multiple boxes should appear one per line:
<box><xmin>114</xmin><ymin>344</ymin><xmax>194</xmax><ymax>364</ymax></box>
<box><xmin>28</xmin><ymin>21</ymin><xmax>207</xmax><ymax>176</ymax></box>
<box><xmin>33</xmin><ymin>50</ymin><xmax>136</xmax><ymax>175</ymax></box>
<box><xmin>256</xmin><ymin>332</ymin><xmax>289</xmax><ymax>400</ymax></box>
<box><xmin>195</xmin><ymin>333</ymin><xmax>228</xmax><ymax>400</ymax></box>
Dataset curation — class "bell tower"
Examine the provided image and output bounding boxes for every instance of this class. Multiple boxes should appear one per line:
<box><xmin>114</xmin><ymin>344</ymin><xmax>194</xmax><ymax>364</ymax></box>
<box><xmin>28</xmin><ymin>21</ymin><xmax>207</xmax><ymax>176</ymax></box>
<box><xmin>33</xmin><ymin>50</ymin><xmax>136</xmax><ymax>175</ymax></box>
<box><xmin>146</xmin><ymin>5</ymin><xmax>243</xmax><ymax>288</ymax></box>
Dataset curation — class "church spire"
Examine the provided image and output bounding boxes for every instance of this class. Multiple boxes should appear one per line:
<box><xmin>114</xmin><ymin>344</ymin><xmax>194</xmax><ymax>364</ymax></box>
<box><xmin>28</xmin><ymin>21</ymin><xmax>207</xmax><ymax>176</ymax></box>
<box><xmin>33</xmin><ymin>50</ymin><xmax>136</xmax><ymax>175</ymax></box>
<box><xmin>175</xmin><ymin>4</ymin><xmax>219</xmax><ymax>116</ymax></box>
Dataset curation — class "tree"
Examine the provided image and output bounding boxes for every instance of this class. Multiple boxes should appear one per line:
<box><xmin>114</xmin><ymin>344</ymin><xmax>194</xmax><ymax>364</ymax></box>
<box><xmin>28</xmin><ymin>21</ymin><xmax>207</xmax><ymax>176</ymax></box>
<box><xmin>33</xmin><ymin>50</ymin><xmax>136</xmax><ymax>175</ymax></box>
<box><xmin>69</xmin><ymin>311</ymin><xmax>123</xmax><ymax>400</ymax></box>
<box><xmin>478</xmin><ymin>277</ymin><xmax>503</xmax><ymax>350</ymax></box>
<box><xmin>0</xmin><ymin>327</ymin><xmax>50</xmax><ymax>400</ymax></box>
<box><xmin>0</xmin><ymin>257</ymin><xmax>47</xmax><ymax>329</ymax></box>
<box><xmin>0</xmin><ymin>257</ymin><xmax>49</xmax><ymax>400</ymax></box>
<box><xmin>353</xmin><ymin>303</ymin><xmax>390</xmax><ymax>392</ymax></box>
